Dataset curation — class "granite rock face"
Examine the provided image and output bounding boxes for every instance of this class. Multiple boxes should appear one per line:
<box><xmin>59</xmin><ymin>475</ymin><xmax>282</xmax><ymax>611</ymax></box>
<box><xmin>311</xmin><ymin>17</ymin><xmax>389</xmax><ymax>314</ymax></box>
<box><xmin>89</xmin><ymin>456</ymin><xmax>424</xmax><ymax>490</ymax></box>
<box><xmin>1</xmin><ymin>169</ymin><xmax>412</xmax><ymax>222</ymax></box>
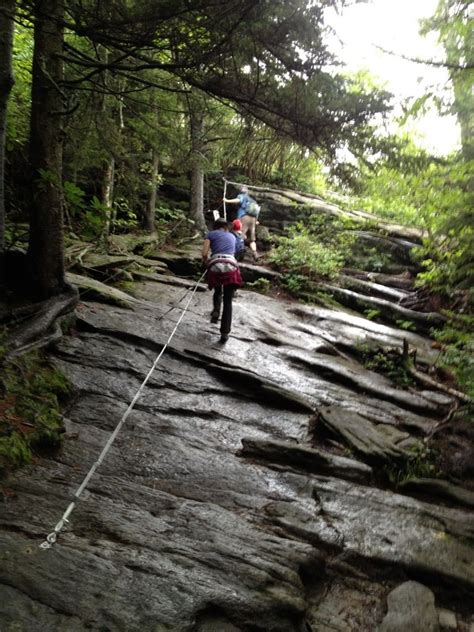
<box><xmin>378</xmin><ymin>581</ymin><xmax>439</xmax><ymax>632</ymax></box>
<box><xmin>0</xmin><ymin>272</ymin><xmax>472</xmax><ymax>632</ymax></box>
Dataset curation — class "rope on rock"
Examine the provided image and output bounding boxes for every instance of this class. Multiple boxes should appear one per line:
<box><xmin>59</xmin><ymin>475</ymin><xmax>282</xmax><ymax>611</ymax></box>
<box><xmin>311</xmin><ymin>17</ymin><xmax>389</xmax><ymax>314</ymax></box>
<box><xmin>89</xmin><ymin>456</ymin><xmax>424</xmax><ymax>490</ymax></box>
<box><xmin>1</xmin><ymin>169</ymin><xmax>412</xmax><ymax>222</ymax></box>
<box><xmin>40</xmin><ymin>270</ymin><xmax>206</xmax><ymax>550</ymax></box>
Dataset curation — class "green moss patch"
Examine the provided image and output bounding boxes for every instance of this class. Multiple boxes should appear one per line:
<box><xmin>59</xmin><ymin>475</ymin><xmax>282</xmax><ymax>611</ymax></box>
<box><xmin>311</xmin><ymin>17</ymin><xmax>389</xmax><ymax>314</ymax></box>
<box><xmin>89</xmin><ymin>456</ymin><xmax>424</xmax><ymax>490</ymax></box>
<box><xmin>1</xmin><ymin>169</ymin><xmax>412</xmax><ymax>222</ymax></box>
<box><xmin>0</xmin><ymin>348</ymin><xmax>71</xmax><ymax>476</ymax></box>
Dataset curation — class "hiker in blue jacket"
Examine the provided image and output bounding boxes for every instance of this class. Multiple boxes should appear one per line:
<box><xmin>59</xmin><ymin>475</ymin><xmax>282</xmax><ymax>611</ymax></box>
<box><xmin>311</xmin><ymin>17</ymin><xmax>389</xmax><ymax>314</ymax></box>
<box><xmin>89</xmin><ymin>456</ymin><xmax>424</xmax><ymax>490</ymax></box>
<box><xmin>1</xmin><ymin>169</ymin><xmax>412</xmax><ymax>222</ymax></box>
<box><xmin>202</xmin><ymin>218</ymin><xmax>242</xmax><ymax>343</ymax></box>
<box><xmin>224</xmin><ymin>185</ymin><xmax>261</xmax><ymax>262</ymax></box>
<box><xmin>230</xmin><ymin>219</ymin><xmax>245</xmax><ymax>262</ymax></box>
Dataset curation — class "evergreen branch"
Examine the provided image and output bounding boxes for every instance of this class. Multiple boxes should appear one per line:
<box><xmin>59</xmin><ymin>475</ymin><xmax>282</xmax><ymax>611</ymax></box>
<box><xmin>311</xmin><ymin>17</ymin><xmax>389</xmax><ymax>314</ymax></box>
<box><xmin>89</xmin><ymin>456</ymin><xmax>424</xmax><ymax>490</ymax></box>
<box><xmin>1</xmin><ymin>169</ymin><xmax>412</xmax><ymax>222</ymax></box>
<box><xmin>373</xmin><ymin>44</ymin><xmax>474</xmax><ymax>71</ymax></box>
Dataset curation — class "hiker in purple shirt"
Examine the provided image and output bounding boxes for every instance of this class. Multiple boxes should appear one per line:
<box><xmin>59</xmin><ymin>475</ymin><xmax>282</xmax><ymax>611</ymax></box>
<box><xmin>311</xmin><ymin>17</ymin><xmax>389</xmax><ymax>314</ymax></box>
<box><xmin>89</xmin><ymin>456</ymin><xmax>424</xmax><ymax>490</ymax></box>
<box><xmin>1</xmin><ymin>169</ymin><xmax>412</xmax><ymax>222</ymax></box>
<box><xmin>202</xmin><ymin>218</ymin><xmax>243</xmax><ymax>343</ymax></box>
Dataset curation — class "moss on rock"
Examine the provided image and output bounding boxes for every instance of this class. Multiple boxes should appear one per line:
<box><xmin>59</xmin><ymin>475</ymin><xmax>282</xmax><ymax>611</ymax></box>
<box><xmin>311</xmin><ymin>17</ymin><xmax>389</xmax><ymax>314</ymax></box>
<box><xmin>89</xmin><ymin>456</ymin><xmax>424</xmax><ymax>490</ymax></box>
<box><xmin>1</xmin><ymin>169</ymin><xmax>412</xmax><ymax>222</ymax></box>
<box><xmin>0</xmin><ymin>347</ymin><xmax>71</xmax><ymax>476</ymax></box>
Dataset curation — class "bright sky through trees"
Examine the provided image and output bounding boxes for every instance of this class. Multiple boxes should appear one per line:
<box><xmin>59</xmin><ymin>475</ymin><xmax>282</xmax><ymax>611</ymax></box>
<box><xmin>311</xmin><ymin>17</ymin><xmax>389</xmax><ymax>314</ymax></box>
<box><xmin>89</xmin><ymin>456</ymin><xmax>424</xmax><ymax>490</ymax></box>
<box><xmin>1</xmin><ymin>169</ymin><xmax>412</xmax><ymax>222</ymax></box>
<box><xmin>326</xmin><ymin>0</ymin><xmax>461</xmax><ymax>155</ymax></box>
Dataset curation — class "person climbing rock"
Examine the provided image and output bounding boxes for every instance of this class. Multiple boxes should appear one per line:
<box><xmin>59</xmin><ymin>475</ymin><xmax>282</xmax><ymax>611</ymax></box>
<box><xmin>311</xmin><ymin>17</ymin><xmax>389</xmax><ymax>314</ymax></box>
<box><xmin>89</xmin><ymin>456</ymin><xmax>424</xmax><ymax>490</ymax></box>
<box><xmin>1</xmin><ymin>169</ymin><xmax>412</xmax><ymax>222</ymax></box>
<box><xmin>224</xmin><ymin>185</ymin><xmax>261</xmax><ymax>262</ymax></box>
<box><xmin>230</xmin><ymin>219</ymin><xmax>245</xmax><ymax>299</ymax></box>
<box><xmin>202</xmin><ymin>218</ymin><xmax>242</xmax><ymax>343</ymax></box>
<box><xmin>230</xmin><ymin>219</ymin><xmax>246</xmax><ymax>262</ymax></box>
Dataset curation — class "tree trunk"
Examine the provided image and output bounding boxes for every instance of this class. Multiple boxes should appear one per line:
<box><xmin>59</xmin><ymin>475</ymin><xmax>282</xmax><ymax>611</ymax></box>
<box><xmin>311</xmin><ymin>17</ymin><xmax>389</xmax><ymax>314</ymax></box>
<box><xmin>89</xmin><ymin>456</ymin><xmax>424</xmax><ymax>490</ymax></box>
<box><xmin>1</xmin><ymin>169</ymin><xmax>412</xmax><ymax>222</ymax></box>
<box><xmin>27</xmin><ymin>0</ymin><xmax>66</xmax><ymax>299</ymax></box>
<box><xmin>188</xmin><ymin>100</ymin><xmax>207</xmax><ymax>234</ymax></box>
<box><xmin>101</xmin><ymin>156</ymin><xmax>115</xmax><ymax>236</ymax></box>
<box><xmin>0</xmin><ymin>0</ymin><xmax>16</xmax><ymax>255</ymax></box>
<box><xmin>144</xmin><ymin>149</ymin><xmax>159</xmax><ymax>233</ymax></box>
<box><xmin>190</xmin><ymin>154</ymin><xmax>205</xmax><ymax>233</ymax></box>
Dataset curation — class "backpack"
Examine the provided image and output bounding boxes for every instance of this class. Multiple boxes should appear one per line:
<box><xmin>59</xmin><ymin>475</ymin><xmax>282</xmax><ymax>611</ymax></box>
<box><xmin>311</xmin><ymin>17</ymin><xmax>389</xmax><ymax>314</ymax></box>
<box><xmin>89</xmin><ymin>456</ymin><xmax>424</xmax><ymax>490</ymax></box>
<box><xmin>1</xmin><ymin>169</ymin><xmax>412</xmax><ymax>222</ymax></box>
<box><xmin>232</xmin><ymin>231</ymin><xmax>245</xmax><ymax>254</ymax></box>
<box><xmin>241</xmin><ymin>194</ymin><xmax>260</xmax><ymax>218</ymax></box>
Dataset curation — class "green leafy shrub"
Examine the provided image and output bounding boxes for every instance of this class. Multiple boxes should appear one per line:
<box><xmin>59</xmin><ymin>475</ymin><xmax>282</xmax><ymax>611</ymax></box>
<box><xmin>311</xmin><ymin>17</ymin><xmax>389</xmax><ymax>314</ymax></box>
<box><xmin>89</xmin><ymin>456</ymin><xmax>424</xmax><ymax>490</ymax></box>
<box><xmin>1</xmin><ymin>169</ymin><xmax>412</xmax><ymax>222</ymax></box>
<box><xmin>386</xmin><ymin>443</ymin><xmax>440</xmax><ymax>486</ymax></box>
<box><xmin>245</xmin><ymin>278</ymin><xmax>271</xmax><ymax>294</ymax></box>
<box><xmin>282</xmin><ymin>273</ymin><xmax>308</xmax><ymax>294</ymax></box>
<box><xmin>269</xmin><ymin>215</ymin><xmax>355</xmax><ymax>284</ymax></box>
<box><xmin>64</xmin><ymin>180</ymin><xmax>140</xmax><ymax>239</ymax></box>
<box><xmin>153</xmin><ymin>204</ymin><xmax>194</xmax><ymax>244</ymax></box>
<box><xmin>432</xmin><ymin>314</ymin><xmax>474</xmax><ymax>400</ymax></box>
<box><xmin>364</xmin><ymin>308</ymin><xmax>381</xmax><ymax>321</ymax></box>
<box><xmin>346</xmin><ymin>143</ymin><xmax>473</xmax><ymax>291</ymax></box>
<box><xmin>359</xmin><ymin>347</ymin><xmax>414</xmax><ymax>388</ymax></box>
<box><xmin>111</xmin><ymin>196</ymin><xmax>138</xmax><ymax>231</ymax></box>
<box><xmin>395</xmin><ymin>319</ymin><xmax>416</xmax><ymax>331</ymax></box>
<box><xmin>348</xmin><ymin>246</ymin><xmax>393</xmax><ymax>273</ymax></box>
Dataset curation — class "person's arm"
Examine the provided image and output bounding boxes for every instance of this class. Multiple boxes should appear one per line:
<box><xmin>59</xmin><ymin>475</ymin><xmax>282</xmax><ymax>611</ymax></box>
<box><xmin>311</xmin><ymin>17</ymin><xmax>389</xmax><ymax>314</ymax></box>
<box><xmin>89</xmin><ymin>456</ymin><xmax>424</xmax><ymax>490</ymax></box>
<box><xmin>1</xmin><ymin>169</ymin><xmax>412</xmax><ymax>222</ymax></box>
<box><xmin>223</xmin><ymin>196</ymin><xmax>240</xmax><ymax>204</ymax></box>
<box><xmin>202</xmin><ymin>238</ymin><xmax>211</xmax><ymax>264</ymax></box>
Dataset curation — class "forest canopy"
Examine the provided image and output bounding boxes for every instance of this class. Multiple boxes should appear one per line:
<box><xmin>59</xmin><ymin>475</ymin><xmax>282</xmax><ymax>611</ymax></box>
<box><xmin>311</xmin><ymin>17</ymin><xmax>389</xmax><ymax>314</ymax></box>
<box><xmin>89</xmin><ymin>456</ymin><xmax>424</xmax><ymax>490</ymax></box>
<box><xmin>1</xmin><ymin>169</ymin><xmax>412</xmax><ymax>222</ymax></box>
<box><xmin>0</xmin><ymin>0</ymin><xmax>471</xmax><ymax>304</ymax></box>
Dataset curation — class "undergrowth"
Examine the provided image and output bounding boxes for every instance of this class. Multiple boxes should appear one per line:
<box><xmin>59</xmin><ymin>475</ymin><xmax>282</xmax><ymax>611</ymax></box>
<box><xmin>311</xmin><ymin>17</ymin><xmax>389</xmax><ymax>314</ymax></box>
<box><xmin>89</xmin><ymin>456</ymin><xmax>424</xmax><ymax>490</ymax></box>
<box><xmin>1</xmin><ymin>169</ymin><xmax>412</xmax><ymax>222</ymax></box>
<box><xmin>431</xmin><ymin>312</ymin><xmax>474</xmax><ymax>401</ymax></box>
<box><xmin>385</xmin><ymin>443</ymin><xmax>440</xmax><ymax>487</ymax></box>
<box><xmin>268</xmin><ymin>214</ymin><xmax>355</xmax><ymax>285</ymax></box>
<box><xmin>0</xmin><ymin>340</ymin><xmax>71</xmax><ymax>476</ymax></box>
<box><xmin>245</xmin><ymin>278</ymin><xmax>271</xmax><ymax>294</ymax></box>
<box><xmin>358</xmin><ymin>345</ymin><xmax>415</xmax><ymax>389</ymax></box>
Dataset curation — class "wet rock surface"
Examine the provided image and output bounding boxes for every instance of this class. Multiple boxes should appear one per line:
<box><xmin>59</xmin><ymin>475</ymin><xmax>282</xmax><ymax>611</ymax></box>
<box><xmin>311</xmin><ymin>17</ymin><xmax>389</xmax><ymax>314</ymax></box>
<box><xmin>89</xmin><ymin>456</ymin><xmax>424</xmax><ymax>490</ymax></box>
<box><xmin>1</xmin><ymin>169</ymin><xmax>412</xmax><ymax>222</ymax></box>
<box><xmin>378</xmin><ymin>581</ymin><xmax>440</xmax><ymax>632</ymax></box>
<box><xmin>1</xmin><ymin>259</ymin><xmax>473</xmax><ymax>631</ymax></box>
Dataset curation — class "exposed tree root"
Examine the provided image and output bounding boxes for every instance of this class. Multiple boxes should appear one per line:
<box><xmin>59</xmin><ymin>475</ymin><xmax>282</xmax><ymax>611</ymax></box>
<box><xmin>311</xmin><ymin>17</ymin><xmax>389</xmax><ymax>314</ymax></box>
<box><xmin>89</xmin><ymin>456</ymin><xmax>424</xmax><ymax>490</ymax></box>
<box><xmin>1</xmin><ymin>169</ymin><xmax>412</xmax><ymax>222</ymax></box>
<box><xmin>5</xmin><ymin>284</ymin><xmax>79</xmax><ymax>359</ymax></box>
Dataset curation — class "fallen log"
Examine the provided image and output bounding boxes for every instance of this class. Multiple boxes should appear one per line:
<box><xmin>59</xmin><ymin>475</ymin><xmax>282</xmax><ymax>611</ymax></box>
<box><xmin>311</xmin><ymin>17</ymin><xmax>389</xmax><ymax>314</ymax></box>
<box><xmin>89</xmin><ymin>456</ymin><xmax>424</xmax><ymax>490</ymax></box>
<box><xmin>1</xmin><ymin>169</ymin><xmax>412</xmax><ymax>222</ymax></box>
<box><xmin>408</xmin><ymin>365</ymin><xmax>472</xmax><ymax>405</ymax></box>
<box><xmin>353</xmin><ymin>231</ymin><xmax>419</xmax><ymax>265</ymax></box>
<box><xmin>368</xmin><ymin>271</ymin><xmax>415</xmax><ymax>290</ymax></box>
<box><xmin>321</xmin><ymin>284</ymin><xmax>446</xmax><ymax>331</ymax></box>
<box><xmin>338</xmin><ymin>274</ymin><xmax>409</xmax><ymax>302</ymax></box>
<box><xmin>342</xmin><ymin>269</ymin><xmax>415</xmax><ymax>291</ymax></box>
<box><xmin>400</xmin><ymin>338</ymin><xmax>471</xmax><ymax>405</ymax></box>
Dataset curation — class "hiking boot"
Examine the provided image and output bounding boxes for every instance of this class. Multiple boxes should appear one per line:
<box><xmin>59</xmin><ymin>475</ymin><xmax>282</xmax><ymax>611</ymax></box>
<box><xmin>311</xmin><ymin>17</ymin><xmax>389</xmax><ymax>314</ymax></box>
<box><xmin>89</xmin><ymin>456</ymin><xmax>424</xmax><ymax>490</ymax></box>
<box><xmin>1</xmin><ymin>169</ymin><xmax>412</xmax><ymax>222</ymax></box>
<box><xmin>210</xmin><ymin>311</ymin><xmax>219</xmax><ymax>324</ymax></box>
<box><xmin>252</xmin><ymin>252</ymin><xmax>261</xmax><ymax>263</ymax></box>
<box><xmin>219</xmin><ymin>333</ymin><xmax>229</xmax><ymax>343</ymax></box>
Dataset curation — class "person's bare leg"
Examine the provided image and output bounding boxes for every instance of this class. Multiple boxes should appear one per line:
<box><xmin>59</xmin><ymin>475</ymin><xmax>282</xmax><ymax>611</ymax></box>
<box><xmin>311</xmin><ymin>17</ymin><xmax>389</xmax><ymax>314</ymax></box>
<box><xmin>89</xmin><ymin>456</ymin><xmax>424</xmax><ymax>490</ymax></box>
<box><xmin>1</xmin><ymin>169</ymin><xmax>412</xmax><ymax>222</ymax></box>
<box><xmin>250</xmin><ymin>240</ymin><xmax>260</xmax><ymax>261</ymax></box>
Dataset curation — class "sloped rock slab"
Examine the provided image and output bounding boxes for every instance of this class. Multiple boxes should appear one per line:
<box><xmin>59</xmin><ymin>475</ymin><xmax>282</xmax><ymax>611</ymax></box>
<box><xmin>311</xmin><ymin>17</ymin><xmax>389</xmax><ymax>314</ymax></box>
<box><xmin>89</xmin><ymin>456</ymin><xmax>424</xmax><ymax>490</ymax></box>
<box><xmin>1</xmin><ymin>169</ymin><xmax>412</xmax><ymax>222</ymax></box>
<box><xmin>318</xmin><ymin>405</ymin><xmax>420</xmax><ymax>463</ymax></box>
<box><xmin>286</xmin><ymin>350</ymin><xmax>441</xmax><ymax>416</ymax></box>
<box><xmin>378</xmin><ymin>581</ymin><xmax>439</xmax><ymax>632</ymax></box>
<box><xmin>81</xmin><ymin>252</ymin><xmax>137</xmax><ymax>271</ymax></box>
<box><xmin>266</xmin><ymin>475</ymin><xmax>474</xmax><ymax>590</ymax></box>
<box><xmin>286</xmin><ymin>303</ymin><xmax>439</xmax><ymax>365</ymax></box>
<box><xmin>240</xmin><ymin>437</ymin><xmax>373</xmax><ymax>483</ymax></box>
<box><xmin>305</xmin><ymin>574</ymin><xmax>388</xmax><ymax>632</ymax></box>
<box><xmin>400</xmin><ymin>477</ymin><xmax>474</xmax><ymax>510</ymax></box>
<box><xmin>1</xmin><ymin>275</ymin><xmax>472</xmax><ymax>631</ymax></box>
<box><xmin>67</xmin><ymin>272</ymin><xmax>139</xmax><ymax>308</ymax></box>
<box><xmin>131</xmin><ymin>269</ymin><xmax>208</xmax><ymax>291</ymax></box>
